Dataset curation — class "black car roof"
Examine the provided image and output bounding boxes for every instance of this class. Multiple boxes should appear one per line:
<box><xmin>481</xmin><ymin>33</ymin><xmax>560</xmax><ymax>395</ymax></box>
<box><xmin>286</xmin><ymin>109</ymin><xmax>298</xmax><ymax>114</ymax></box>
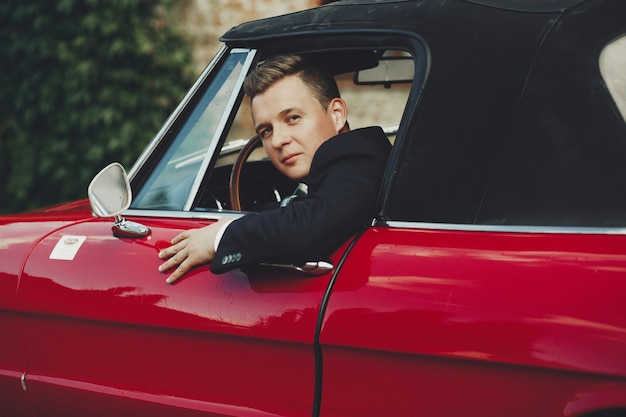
<box><xmin>332</xmin><ymin>0</ymin><xmax>587</xmax><ymax>12</ymax></box>
<box><xmin>221</xmin><ymin>0</ymin><xmax>592</xmax><ymax>46</ymax></box>
<box><xmin>223</xmin><ymin>0</ymin><xmax>626</xmax><ymax>227</ymax></box>
<box><xmin>463</xmin><ymin>0</ymin><xmax>586</xmax><ymax>12</ymax></box>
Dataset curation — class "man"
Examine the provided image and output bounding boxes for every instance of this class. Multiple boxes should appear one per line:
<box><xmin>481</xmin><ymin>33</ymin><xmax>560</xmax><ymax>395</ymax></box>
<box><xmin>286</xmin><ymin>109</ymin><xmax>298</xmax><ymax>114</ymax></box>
<box><xmin>158</xmin><ymin>55</ymin><xmax>391</xmax><ymax>283</ymax></box>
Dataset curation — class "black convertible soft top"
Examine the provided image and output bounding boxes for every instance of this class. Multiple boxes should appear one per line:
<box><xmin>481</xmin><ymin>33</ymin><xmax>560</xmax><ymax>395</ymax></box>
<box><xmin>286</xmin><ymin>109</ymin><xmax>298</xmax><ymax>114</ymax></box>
<box><xmin>221</xmin><ymin>0</ymin><xmax>626</xmax><ymax>226</ymax></box>
<box><xmin>466</xmin><ymin>0</ymin><xmax>586</xmax><ymax>12</ymax></box>
<box><xmin>221</xmin><ymin>0</ymin><xmax>593</xmax><ymax>45</ymax></box>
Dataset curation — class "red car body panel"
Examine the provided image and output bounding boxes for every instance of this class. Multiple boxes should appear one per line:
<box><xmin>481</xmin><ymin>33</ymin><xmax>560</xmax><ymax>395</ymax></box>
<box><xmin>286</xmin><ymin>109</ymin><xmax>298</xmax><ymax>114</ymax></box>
<box><xmin>3</xmin><ymin>211</ymin><xmax>626</xmax><ymax>416</ymax></box>
<box><xmin>319</xmin><ymin>227</ymin><xmax>626</xmax><ymax>417</ymax></box>
<box><xmin>3</xmin><ymin>0</ymin><xmax>626</xmax><ymax>415</ymax></box>
<box><xmin>0</xmin><ymin>204</ymin><xmax>93</xmax><ymax>417</ymax></box>
<box><xmin>14</xmin><ymin>215</ymin><xmax>347</xmax><ymax>417</ymax></box>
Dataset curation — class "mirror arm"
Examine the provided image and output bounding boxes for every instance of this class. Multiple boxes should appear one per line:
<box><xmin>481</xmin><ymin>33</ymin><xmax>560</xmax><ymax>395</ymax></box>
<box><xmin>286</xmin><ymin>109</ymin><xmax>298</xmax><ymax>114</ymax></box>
<box><xmin>112</xmin><ymin>215</ymin><xmax>151</xmax><ymax>239</ymax></box>
<box><xmin>88</xmin><ymin>163</ymin><xmax>151</xmax><ymax>239</ymax></box>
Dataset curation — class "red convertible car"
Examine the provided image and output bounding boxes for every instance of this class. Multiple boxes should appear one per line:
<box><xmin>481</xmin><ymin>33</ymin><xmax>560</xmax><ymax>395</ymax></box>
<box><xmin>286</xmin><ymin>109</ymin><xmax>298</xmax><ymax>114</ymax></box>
<box><xmin>2</xmin><ymin>0</ymin><xmax>626</xmax><ymax>416</ymax></box>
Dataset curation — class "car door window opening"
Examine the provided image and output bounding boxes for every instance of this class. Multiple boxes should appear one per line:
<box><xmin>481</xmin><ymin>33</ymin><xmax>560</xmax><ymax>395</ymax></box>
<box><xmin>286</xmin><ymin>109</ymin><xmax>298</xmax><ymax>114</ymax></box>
<box><xmin>129</xmin><ymin>45</ymin><xmax>418</xmax><ymax>214</ymax></box>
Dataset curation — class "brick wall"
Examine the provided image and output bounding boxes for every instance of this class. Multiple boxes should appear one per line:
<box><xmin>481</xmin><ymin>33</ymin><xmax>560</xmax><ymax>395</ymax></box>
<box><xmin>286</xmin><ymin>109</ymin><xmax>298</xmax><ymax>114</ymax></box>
<box><xmin>179</xmin><ymin>0</ymin><xmax>316</xmax><ymax>74</ymax></box>
<box><xmin>177</xmin><ymin>0</ymin><xmax>408</xmax><ymax>132</ymax></box>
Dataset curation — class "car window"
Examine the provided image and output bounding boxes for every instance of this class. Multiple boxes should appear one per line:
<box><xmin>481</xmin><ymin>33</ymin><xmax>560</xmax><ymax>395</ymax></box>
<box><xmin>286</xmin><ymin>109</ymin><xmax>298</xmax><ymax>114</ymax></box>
<box><xmin>131</xmin><ymin>49</ymin><xmax>254</xmax><ymax>210</ymax></box>
<box><xmin>600</xmin><ymin>34</ymin><xmax>626</xmax><ymax>123</ymax></box>
<box><xmin>195</xmin><ymin>48</ymin><xmax>414</xmax><ymax>213</ymax></box>
<box><xmin>128</xmin><ymin>45</ymin><xmax>419</xmax><ymax>215</ymax></box>
<box><xmin>386</xmin><ymin>26</ymin><xmax>626</xmax><ymax>228</ymax></box>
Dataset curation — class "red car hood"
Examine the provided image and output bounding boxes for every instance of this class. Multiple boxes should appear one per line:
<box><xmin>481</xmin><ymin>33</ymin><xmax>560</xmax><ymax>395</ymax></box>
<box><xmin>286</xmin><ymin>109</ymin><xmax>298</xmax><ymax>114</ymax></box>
<box><xmin>0</xmin><ymin>200</ymin><xmax>93</xmax><ymax>310</ymax></box>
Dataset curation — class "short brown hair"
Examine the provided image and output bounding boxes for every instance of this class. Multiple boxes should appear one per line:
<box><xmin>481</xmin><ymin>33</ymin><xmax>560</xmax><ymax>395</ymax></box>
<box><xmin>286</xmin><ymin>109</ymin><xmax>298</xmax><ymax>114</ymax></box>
<box><xmin>243</xmin><ymin>54</ymin><xmax>340</xmax><ymax>110</ymax></box>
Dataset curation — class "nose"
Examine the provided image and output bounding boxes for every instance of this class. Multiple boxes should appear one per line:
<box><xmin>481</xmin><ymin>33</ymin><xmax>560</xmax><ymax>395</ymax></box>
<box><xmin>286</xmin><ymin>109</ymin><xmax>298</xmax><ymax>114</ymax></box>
<box><xmin>271</xmin><ymin>125</ymin><xmax>291</xmax><ymax>149</ymax></box>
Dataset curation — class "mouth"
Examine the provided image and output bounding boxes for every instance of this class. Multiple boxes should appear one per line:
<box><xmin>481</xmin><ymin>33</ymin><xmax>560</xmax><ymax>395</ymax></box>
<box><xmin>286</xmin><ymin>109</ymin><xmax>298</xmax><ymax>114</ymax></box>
<box><xmin>281</xmin><ymin>153</ymin><xmax>300</xmax><ymax>165</ymax></box>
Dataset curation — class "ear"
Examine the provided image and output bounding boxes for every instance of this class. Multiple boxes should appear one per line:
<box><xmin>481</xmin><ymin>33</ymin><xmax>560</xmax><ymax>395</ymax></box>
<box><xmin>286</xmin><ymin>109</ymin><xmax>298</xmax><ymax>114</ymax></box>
<box><xmin>328</xmin><ymin>98</ymin><xmax>348</xmax><ymax>133</ymax></box>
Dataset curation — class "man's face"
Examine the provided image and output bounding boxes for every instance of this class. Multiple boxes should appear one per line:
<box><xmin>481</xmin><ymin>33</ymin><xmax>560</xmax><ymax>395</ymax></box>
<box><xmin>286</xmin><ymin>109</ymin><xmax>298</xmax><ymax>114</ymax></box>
<box><xmin>251</xmin><ymin>74</ymin><xmax>346</xmax><ymax>180</ymax></box>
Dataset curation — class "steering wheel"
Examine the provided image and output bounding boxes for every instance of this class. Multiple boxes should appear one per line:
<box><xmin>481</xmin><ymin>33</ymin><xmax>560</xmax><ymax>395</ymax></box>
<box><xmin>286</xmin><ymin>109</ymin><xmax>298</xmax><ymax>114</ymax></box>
<box><xmin>229</xmin><ymin>135</ymin><xmax>262</xmax><ymax>211</ymax></box>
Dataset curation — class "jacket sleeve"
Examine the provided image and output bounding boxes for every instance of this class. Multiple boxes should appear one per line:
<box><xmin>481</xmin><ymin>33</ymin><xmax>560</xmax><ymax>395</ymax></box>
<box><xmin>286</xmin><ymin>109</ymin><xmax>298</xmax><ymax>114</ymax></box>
<box><xmin>210</xmin><ymin>127</ymin><xmax>390</xmax><ymax>274</ymax></box>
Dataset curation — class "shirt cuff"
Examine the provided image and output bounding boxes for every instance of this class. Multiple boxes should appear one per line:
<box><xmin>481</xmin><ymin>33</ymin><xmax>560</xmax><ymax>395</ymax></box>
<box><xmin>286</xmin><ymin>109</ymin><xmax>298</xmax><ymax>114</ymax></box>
<box><xmin>214</xmin><ymin>219</ymin><xmax>234</xmax><ymax>252</ymax></box>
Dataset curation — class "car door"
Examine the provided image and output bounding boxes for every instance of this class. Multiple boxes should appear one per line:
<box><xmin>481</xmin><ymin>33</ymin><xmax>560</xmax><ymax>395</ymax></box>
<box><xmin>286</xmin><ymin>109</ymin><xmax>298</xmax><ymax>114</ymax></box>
<box><xmin>318</xmin><ymin>227</ymin><xmax>626</xmax><ymax>417</ymax></box>
<box><xmin>317</xmin><ymin>6</ymin><xmax>626</xmax><ymax>415</ymax></box>
<box><xmin>15</xmin><ymin>48</ymin><xmax>336</xmax><ymax>417</ymax></box>
<box><xmin>17</xmin><ymin>217</ymin><xmax>340</xmax><ymax>417</ymax></box>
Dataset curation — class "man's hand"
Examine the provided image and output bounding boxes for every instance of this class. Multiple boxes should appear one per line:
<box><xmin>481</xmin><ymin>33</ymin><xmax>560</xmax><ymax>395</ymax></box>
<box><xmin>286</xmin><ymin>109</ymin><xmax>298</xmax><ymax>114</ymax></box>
<box><xmin>158</xmin><ymin>218</ymin><xmax>231</xmax><ymax>284</ymax></box>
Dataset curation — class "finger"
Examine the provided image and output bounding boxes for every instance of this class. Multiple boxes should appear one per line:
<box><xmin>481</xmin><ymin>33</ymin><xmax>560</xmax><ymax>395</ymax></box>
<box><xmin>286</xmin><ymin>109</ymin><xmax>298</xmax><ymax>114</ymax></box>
<box><xmin>158</xmin><ymin>246</ymin><xmax>176</xmax><ymax>259</ymax></box>
<box><xmin>165</xmin><ymin>262</ymin><xmax>190</xmax><ymax>284</ymax></box>
<box><xmin>171</xmin><ymin>230</ymin><xmax>192</xmax><ymax>245</ymax></box>
<box><xmin>158</xmin><ymin>259</ymin><xmax>173</xmax><ymax>272</ymax></box>
<box><xmin>158</xmin><ymin>250</ymin><xmax>185</xmax><ymax>272</ymax></box>
<box><xmin>158</xmin><ymin>239</ymin><xmax>187</xmax><ymax>259</ymax></box>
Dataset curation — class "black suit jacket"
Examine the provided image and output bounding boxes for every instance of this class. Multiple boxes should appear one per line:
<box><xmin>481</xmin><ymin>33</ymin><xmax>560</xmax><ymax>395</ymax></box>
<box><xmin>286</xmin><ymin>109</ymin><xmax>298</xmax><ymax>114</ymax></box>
<box><xmin>211</xmin><ymin>126</ymin><xmax>391</xmax><ymax>274</ymax></box>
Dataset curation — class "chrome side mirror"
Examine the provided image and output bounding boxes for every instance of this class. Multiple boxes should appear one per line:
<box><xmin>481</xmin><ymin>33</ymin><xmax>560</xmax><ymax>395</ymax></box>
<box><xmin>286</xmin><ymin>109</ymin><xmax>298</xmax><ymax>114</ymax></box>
<box><xmin>88</xmin><ymin>163</ymin><xmax>150</xmax><ymax>238</ymax></box>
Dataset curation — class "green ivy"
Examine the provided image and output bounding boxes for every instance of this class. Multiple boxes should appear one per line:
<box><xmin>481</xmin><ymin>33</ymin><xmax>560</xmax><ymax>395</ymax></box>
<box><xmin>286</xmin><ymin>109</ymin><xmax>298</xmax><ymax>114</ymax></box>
<box><xmin>0</xmin><ymin>0</ymin><xmax>194</xmax><ymax>213</ymax></box>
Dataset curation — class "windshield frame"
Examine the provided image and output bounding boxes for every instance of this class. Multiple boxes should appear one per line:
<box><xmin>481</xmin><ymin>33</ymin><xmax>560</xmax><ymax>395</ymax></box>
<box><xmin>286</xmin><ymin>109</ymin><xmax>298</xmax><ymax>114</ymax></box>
<box><xmin>128</xmin><ymin>48</ymin><xmax>257</xmax><ymax>213</ymax></box>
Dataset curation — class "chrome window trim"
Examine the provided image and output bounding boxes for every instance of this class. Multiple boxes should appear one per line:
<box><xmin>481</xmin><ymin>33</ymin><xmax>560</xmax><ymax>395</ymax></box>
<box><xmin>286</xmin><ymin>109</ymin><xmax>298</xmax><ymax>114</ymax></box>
<box><xmin>182</xmin><ymin>48</ymin><xmax>257</xmax><ymax>211</ymax></box>
<box><xmin>125</xmin><ymin>209</ymin><xmax>244</xmax><ymax>221</ymax></box>
<box><xmin>382</xmin><ymin>220</ymin><xmax>626</xmax><ymax>235</ymax></box>
<box><xmin>122</xmin><ymin>210</ymin><xmax>626</xmax><ymax>236</ymax></box>
<box><xmin>128</xmin><ymin>46</ymin><xmax>230</xmax><ymax>180</ymax></box>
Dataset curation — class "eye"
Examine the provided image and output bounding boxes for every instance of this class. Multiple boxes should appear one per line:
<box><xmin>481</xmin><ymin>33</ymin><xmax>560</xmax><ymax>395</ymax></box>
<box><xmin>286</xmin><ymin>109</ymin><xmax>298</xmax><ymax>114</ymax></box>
<box><xmin>258</xmin><ymin>126</ymin><xmax>272</xmax><ymax>140</ymax></box>
<box><xmin>287</xmin><ymin>114</ymin><xmax>300</xmax><ymax>123</ymax></box>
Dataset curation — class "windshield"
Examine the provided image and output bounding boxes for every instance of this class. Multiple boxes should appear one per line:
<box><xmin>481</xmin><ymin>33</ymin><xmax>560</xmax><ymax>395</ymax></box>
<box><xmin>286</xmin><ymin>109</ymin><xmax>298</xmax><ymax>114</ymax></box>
<box><xmin>132</xmin><ymin>49</ymin><xmax>254</xmax><ymax>210</ymax></box>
